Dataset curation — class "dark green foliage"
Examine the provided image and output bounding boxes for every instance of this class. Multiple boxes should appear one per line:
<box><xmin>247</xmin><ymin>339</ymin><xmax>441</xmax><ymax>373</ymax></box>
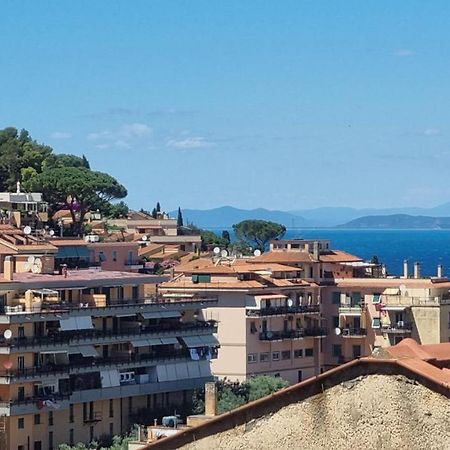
<box><xmin>104</xmin><ymin>201</ymin><xmax>129</xmax><ymax>219</ymax></box>
<box><xmin>221</xmin><ymin>230</ymin><xmax>231</xmax><ymax>245</ymax></box>
<box><xmin>193</xmin><ymin>376</ymin><xmax>288</xmax><ymax>415</ymax></box>
<box><xmin>233</xmin><ymin>220</ymin><xmax>286</xmax><ymax>251</ymax></box>
<box><xmin>177</xmin><ymin>207</ymin><xmax>184</xmax><ymax>228</ymax></box>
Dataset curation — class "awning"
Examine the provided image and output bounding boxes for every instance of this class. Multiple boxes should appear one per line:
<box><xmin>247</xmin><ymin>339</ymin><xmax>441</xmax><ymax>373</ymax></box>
<box><xmin>60</xmin><ymin>316</ymin><xmax>93</xmax><ymax>331</ymax></box>
<box><xmin>100</xmin><ymin>369</ymin><xmax>121</xmax><ymax>388</ymax></box>
<box><xmin>339</xmin><ymin>311</ymin><xmax>362</xmax><ymax>317</ymax></box>
<box><xmin>56</xmin><ymin>246</ymin><xmax>89</xmax><ymax>259</ymax></box>
<box><xmin>116</xmin><ymin>313</ymin><xmax>136</xmax><ymax>318</ymax></box>
<box><xmin>181</xmin><ymin>336</ymin><xmax>204</xmax><ymax>348</ymax></box>
<box><xmin>131</xmin><ymin>339</ymin><xmax>151</xmax><ymax>348</ymax></box>
<box><xmin>254</xmin><ymin>294</ymin><xmax>288</xmax><ymax>301</ymax></box>
<box><xmin>31</xmin><ymin>289</ymin><xmax>59</xmax><ymax>296</ymax></box>
<box><xmin>199</xmin><ymin>335</ymin><xmax>220</xmax><ymax>346</ymax></box>
<box><xmin>140</xmin><ymin>311</ymin><xmax>181</xmax><ymax>320</ymax></box>
<box><xmin>160</xmin><ymin>337</ymin><xmax>178</xmax><ymax>345</ymax></box>
<box><xmin>40</xmin><ymin>350</ymin><xmax>68</xmax><ymax>355</ymax></box>
<box><xmin>384</xmin><ymin>288</ymin><xmax>400</xmax><ymax>295</ymax></box>
<box><xmin>78</xmin><ymin>345</ymin><xmax>99</xmax><ymax>357</ymax></box>
<box><xmin>381</xmin><ymin>305</ymin><xmax>407</xmax><ymax>311</ymax></box>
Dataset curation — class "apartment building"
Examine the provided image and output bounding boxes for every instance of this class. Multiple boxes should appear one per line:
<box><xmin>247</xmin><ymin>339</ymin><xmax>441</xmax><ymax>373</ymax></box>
<box><xmin>159</xmin><ymin>258</ymin><xmax>326</xmax><ymax>384</ymax></box>
<box><xmin>0</xmin><ymin>229</ymin><xmax>219</xmax><ymax>450</ymax></box>
<box><xmin>161</xmin><ymin>238</ymin><xmax>450</xmax><ymax>386</ymax></box>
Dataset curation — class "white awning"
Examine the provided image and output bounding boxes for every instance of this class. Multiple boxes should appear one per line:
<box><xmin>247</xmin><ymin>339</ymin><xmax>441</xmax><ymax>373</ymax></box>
<box><xmin>131</xmin><ymin>339</ymin><xmax>151</xmax><ymax>348</ymax></box>
<box><xmin>100</xmin><ymin>369</ymin><xmax>121</xmax><ymax>388</ymax></box>
<box><xmin>39</xmin><ymin>350</ymin><xmax>68</xmax><ymax>355</ymax></box>
<box><xmin>60</xmin><ymin>316</ymin><xmax>93</xmax><ymax>331</ymax></box>
<box><xmin>384</xmin><ymin>288</ymin><xmax>400</xmax><ymax>295</ymax></box>
<box><xmin>381</xmin><ymin>305</ymin><xmax>407</xmax><ymax>311</ymax></box>
<box><xmin>78</xmin><ymin>345</ymin><xmax>99</xmax><ymax>357</ymax></box>
<box><xmin>339</xmin><ymin>311</ymin><xmax>362</xmax><ymax>317</ymax></box>
<box><xmin>116</xmin><ymin>313</ymin><xmax>136</xmax><ymax>318</ymax></box>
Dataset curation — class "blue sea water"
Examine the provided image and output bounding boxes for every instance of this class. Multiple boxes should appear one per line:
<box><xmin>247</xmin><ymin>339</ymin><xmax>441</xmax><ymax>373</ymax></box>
<box><xmin>212</xmin><ymin>229</ymin><xmax>450</xmax><ymax>277</ymax></box>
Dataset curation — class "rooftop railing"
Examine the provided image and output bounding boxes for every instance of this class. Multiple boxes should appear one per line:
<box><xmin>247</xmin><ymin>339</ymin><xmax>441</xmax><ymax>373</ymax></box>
<box><xmin>380</xmin><ymin>322</ymin><xmax>413</xmax><ymax>333</ymax></box>
<box><xmin>246</xmin><ymin>304</ymin><xmax>320</xmax><ymax>317</ymax></box>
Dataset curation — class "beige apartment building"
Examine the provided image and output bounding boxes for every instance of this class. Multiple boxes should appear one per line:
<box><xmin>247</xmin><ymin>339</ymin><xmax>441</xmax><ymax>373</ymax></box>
<box><xmin>161</xmin><ymin>239</ymin><xmax>450</xmax><ymax>384</ymax></box>
<box><xmin>0</xmin><ymin>227</ymin><xmax>219</xmax><ymax>450</ymax></box>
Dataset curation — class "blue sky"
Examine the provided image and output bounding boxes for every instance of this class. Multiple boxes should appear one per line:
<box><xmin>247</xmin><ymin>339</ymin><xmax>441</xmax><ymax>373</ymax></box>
<box><xmin>1</xmin><ymin>1</ymin><xmax>450</xmax><ymax>212</ymax></box>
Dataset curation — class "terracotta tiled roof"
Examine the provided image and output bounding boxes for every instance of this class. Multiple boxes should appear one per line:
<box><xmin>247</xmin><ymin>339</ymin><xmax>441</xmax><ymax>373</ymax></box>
<box><xmin>253</xmin><ymin>251</ymin><xmax>316</xmax><ymax>264</ymax></box>
<box><xmin>319</xmin><ymin>250</ymin><xmax>363</xmax><ymax>262</ymax></box>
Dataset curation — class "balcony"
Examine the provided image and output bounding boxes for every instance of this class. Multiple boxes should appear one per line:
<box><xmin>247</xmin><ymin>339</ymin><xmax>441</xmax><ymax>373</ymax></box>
<box><xmin>338</xmin><ymin>305</ymin><xmax>363</xmax><ymax>315</ymax></box>
<box><xmin>259</xmin><ymin>327</ymin><xmax>328</xmax><ymax>341</ymax></box>
<box><xmin>341</xmin><ymin>328</ymin><xmax>366</xmax><ymax>337</ymax></box>
<box><xmin>246</xmin><ymin>304</ymin><xmax>320</xmax><ymax>317</ymax></box>
<box><xmin>84</xmin><ymin>411</ymin><xmax>102</xmax><ymax>423</ymax></box>
<box><xmin>1</xmin><ymin>322</ymin><xmax>217</xmax><ymax>351</ymax></box>
<box><xmin>380</xmin><ymin>322</ymin><xmax>413</xmax><ymax>334</ymax></box>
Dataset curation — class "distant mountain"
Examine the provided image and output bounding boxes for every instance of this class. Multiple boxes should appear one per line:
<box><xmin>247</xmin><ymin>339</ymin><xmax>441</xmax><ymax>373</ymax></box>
<box><xmin>291</xmin><ymin>202</ymin><xmax>450</xmax><ymax>226</ymax></box>
<box><xmin>171</xmin><ymin>206</ymin><xmax>309</xmax><ymax>228</ymax></box>
<box><xmin>339</xmin><ymin>214</ymin><xmax>450</xmax><ymax>229</ymax></box>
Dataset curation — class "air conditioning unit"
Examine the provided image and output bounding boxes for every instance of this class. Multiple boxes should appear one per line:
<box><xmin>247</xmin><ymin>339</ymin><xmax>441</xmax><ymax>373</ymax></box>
<box><xmin>120</xmin><ymin>372</ymin><xmax>135</xmax><ymax>384</ymax></box>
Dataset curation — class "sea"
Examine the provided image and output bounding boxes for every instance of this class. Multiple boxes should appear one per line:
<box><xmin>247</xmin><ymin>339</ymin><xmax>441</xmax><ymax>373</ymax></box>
<box><xmin>210</xmin><ymin>229</ymin><xmax>450</xmax><ymax>277</ymax></box>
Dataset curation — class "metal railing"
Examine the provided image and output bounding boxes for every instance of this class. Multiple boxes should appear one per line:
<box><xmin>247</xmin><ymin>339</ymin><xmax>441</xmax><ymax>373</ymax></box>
<box><xmin>246</xmin><ymin>305</ymin><xmax>320</xmax><ymax>317</ymax></box>
<box><xmin>259</xmin><ymin>327</ymin><xmax>328</xmax><ymax>341</ymax></box>
<box><xmin>0</xmin><ymin>322</ymin><xmax>217</xmax><ymax>349</ymax></box>
<box><xmin>380</xmin><ymin>322</ymin><xmax>413</xmax><ymax>333</ymax></box>
<box><xmin>341</xmin><ymin>328</ymin><xmax>366</xmax><ymax>337</ymax></box>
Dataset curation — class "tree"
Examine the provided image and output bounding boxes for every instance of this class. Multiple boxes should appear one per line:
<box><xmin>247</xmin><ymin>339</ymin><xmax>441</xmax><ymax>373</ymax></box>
<box><xmin>151</xmin><ymin>207</ymin><xmax>157</xmax><ymax>219</ymax></box>
<box><xmin>232</xmin><ymin>220</ymin><xmax>286</xmax><ymax>251</ymax></box>
<box><xmin>42</xmin><ymin>153</ymin><xmax>91</xmax><ymax>171</ymax></box>
<box><xmin>26</xmin><ymin>167</ymin><xmax>127</xmax><ymax>235</ymax></box>
<box><xmin>156</xmin><ymin>202</ymin><xmax>161</xmax><ymax>213</ymax></box>
<box><xmin>221</xmin><ymin>230</ymin><xmax>231</xmax><ymax>246</ymax></box>
<box><xmin>177</xmin><ymin>207</ymin><xmax>184</xmax><ymax>228</ymax></box>
<box><xmin>105</xmin><ymin>201</ymin><xmax>129</xmax><ymax>219</ymax></box>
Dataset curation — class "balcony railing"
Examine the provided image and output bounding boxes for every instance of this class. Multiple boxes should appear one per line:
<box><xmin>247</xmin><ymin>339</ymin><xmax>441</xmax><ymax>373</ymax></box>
<box><xmin>341</xmin><ymin>328</ymin><xmax>366</xmax><ymax>337</ymax></box>
<box><xmin>0</xmin><ymin>349</ymin><xmax>208</xmax><ymax>380</ymax></box>
<box><xmin>0</xmin><ymin>322</ymin><xmax>217</xmax><ymax>349</ymax></box>
<box><xmin>380</xmin><ymin>322</ymin><xmax>413</xmax><ymax>333</ymax></box>
<box><xmin>246</xmin><ymin>305</ymin><xmax>320</xmax><ymax>317</ymax></box>
<box><xmin>338</xmin><ymin>305</ymin><xmax>363</xmax><ymax>314</ymax></box>
<box><xmin>259</xmin><ymin>327</ymin><xmax>328</xmax><ymax>341</ymax></box>
<box><xmin>124</xmin><ymin>260</ymin><xmax>143</xmax><ymax>266</ymax></box>
<box><xmin>0</xmin><ymin>295</ymin><xmax>218</xmax><ymax>316</ymax></box>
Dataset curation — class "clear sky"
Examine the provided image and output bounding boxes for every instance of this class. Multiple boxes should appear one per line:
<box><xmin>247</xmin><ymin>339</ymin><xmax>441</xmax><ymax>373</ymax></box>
<box><xmin>1</xmin><ymin>1</ymin><xmax>450</xmax><ymax>212</ymax></box>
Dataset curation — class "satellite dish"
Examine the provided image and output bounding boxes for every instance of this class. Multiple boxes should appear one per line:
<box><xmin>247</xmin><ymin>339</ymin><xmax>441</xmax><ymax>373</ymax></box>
<box><xmin>23</xmin><ymin>262</ymin><xmax>32</xmax><ymax>272</ymax></box>
<box><xmin>31</xmin><ymin>264</ymin><xmax>42</xmax><ymax>274</ymax></box>
<box><xmin>213</xmin><ymin>247</ymin><xmax>220</xmax><ymax>255</ymax></box>
<box><xmin>287</xmin><ymin>298</ymin><xmax>294</xmax><ymax>307</ymax></box>
<box><xmin>27</xmin><ymin>256</ymin><xmax>35</xmax><ymax>265</ymax></box>
<box><xmin>49</xmin><ymin>230</ymin><xmax>55</xmax><ymax>236</ymax></box>
<box><xmin>335</xmin><ymin>327</ymin><xmax>342</xmax><ymax>336</ymax></box>
<box><xmin>34</xmin><ymin>258</ymin><xmax>43</xmax><ymax>269</ymax></box>
<box><xmin>3</xmin><ymin>329</ymin><xmax>12</xmax><ymax>340</ymax></box>
<box><xmin>220</xmin><ymin>250</ymin><xmax>228</xmax><ymax>257</ymax></box>
<box><xmin>142</xmin><ymin>235</ymin><xmax>148</xmax><ymax>241</ymax></box>
<box><xmin>266</xmin><ymin>331</ymin><xmax>273</xmax><ymax>339</ymax></box>
<box><xmin>23</xmin><ymin>226</ymin><xmax>32</xmax><ymax>235</ymax></box>
<box><xmin>253</xmin><ymin>249</ymin><xmax>261</xmax><ymax>257</ymax></box>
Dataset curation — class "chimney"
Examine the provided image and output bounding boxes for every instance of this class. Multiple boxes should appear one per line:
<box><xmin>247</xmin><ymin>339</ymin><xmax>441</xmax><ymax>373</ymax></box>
<box><xmin>204</xmin><ymin>382</ymin><xmax>217</xmax><ymax>417</ymax></box>
<box><xmin>313</xmin><ymin>242</ymin><xmax>320</xmax><ymax>260</ymax></box>
<box><xmin>402</xmin><ymin>260</ymin><xmax>409</xmax><ymax>279</ymax></box>
<box><xmin>3</xmin><ymin>256</ymin><xmax>13</xmax><ymax>281</ymax></box>
<box><xmin>413</xmin><ymin>262</ymin><xmax>421</xmax><ymax>279</ymax></box>
<box><xmin>437</xmin><ymin>264</ymin><xmax>444</xmax><ymax>278</ymax></box>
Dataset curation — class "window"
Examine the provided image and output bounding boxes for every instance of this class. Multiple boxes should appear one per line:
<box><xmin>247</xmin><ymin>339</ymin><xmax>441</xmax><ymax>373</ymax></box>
<box><xmin>98</xmin><ymin>251</ymin><xmax>106</xmax><ymax>262</ymax></box>
<box><xmin>109</xmin><ymin>399</ymin><xmax>114</xmax><ymax>418</ymax></box>
<box><xmin>247</xmin><ymin>353</ymin><xmax>257</xmax><ymax>363</ymax></box>
<box><xmin>295</xmin><ymin>318</ymin><xmax>302</xmax><ymax>329</ymax></box>
<box><xmin>332</xmin><ymin>292</ymin><xmax>341</xmax><ymax>304</ymax></box>
<box><xmin>17</xmin><ymin>356</ymin><xmax>25</xmax><ymax>371</ymax></box>
<box><xmin>305</xmin><ymin>348</ymin><xmax>313</xmax><ymax>357</ymax></box>
<box><xmin>372</xmin><ymin>318</ymin><xmax>381</xmax><ymax>328</ymax></box>
<box><xmin>48</xmin><ymin>411</ymin><xmax>53</xmax><ymax>426</ymax></box>
<box><xmin>18</xmin><ymin>418</ymin><xmax>24</xmax><ymax>429</ymax></box>
<box><xmin>18</xmin><ymin>326</ymin><xmax>25</xmax><ymax>338</ymax></box>
<box><xmin>260</xmin><ymin>353</ymin><xmax>270</xmax><ymax>363</ymax></box>
<box><xmin>33</xmin><ymin>442</ymin><xmax>41</xmax><ymax>450</ymax></box>
<box><xmin>18</xmin><ymin>386</ymin><xmax>25</xmax><ymax>401</ymax></box>
<box><xmin>272</xmin><ymin>351</ymin><xmax>280</xmax><ymax>361</ymax></box>
<box><xmin>69</xmin><ymin>429</ymin><xmax>74</xmax><ymax>446</ymax></box>
<box><xmin>128</xmin><ymin>397</ymin><xmax>133</xmax><ymax>414</ymax></box>
<box><xmin>332</xmin><ymin>344</ymin><xmax>342</xmax><ymax>357</ymax></box>
<box><xmin>48</xmin><ymin>431</ymin><xmax>53</xmax><ymax>450</ymax></box>
<box><xmin>250</xmin><ymin>322</ymin><xmax>257</xmax><ymax>334</ymax></box>
<box><xmin>281</xmin><ymin>350</ymin><xmax>291</xmax><ymax>360</ymax></box>
<box><xmin>351</xmin><ymin>292</ymin><xmax>361</xmax><ymax>306</ymax></box>
<box><xmin>298</xmin><ymin>370</ymin><xmax>303</xmax><ymax>383</ymax></box>
<box><xmin>89</xmin><ymin>426</ymin><xmax>94</xmax><ymax>442</ymax></box>
<box><xmin>69</xmin><ymin>404</ymin><xmax>74</xmax><ymax>423</ymax></box>
<box><xmin>83</xmin><ymin>402</ymin><xmax>87</xmax><ymax>421</ymax></box>
<box><xmin>332</xmin><ymin>316</ymin><xmax>340</xmax><ymax>328</ymax></box>
<box><xmin>372</xmin><ymin>293</ymin><xmax>381</xmax><ymax>304</ymax></box>
<box><xmin>353</xmin><ymin>345</ymin><xmax>361</xmax><ymax>358</ymax></box>
<box><xmin>34</xmin><ymin>414</ymin><xmax>40</xmax><ymax>425</ymax></box>
<box><xmin>112</xmin><ymin>251</ymin><xmax>117</xmax><ymax>262</ymax></box>
<box><xmin>109</xmin><ymin>423</ymin><xmax>114</xmax><ymax>436</ymax></box>
<box><xmin>18</xmin><ymin>446</ymin><xmax>25</xmax><ymax>450</ymax></box>
<box><xmin>294</xmin><ymin>349</ymin><xmax>303</xmax><ymax>358</ymax></box>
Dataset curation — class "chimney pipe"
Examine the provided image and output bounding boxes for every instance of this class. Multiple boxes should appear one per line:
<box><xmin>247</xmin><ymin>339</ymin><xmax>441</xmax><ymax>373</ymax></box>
<box><xmin>313</xmin><ymin>242</ymin><xmax>320</xmax><ymax>261</ymax></box>
<box><xmin>3</xmin><ymin>256</ymin><xmax>13</xmax><ymax>281</ymax></box>
<box><xmin>437</xmin><ymin>264</ymin><xmax>444</xmax><ymax>278</ymax></box>
<box><xmin>413</xmin><ymin>262</ymin><xmax>421</xmax><ymax>279</ymax></box>
<box><xmin>403</xmin><ymin>260</ymin><xmax>409</xmax><ymax>279</ymax></box>
<box><xmin>204</xmin><ymin>382</ymin><xmax>217</xmax><ymax>417</ymax></box>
